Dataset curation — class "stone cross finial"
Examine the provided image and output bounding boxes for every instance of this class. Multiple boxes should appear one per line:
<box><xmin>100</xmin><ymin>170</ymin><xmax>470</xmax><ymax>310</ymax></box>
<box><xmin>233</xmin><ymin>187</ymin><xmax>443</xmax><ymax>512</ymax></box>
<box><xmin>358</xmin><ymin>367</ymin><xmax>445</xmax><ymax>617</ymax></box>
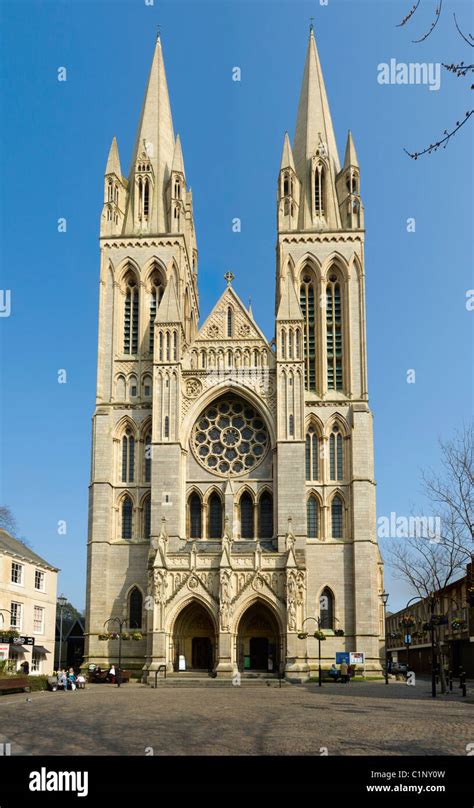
<box><xmin>224</xmin><ymin>272</ymin><xmax>235</xmax><ymax>286</ymax></box>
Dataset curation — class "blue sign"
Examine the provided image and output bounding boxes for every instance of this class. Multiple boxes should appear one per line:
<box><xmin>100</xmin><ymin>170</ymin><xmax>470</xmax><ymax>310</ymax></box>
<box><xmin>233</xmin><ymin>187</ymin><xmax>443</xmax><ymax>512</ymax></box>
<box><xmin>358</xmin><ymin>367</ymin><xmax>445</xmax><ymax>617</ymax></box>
<box><xmin>336</xmin><ymin>652</ymin><xmax>350</xmax><ymax>664</ymax></box>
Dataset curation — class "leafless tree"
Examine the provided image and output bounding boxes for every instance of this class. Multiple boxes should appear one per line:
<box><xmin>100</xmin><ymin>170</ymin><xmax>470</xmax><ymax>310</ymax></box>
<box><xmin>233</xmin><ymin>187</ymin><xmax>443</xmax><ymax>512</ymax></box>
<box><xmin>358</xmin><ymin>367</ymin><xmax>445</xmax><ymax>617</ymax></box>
<box><xmin>388</xmin><ymin>424</ymin><xmax>473</xmax><ymax>690</ymax></box>
<box><xmin>397</xmin><ymin>0</ymin><xmax>474</xmax><ymax>158</ymax></box>
<box><xmin>0</xmin><ymin>505</ymin><xmax>17</xmax><ymax>536</ymax></box>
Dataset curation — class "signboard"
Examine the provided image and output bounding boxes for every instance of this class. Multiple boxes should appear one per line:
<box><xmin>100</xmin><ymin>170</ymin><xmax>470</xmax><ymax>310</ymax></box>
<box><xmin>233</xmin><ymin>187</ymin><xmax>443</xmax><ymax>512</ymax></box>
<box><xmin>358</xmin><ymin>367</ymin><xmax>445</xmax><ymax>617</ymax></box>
<box><xmin>0</xmin><ymin>643</ymin><xmax>9</xmax><ymax>660</ymax></box>
<box><xmin>404</xmin><ymin>634</ymin><xmax>411</xmax><ymax>645</ymax></box>
<box><xmin>336</xmin><ymin>652</ymin><xmax>350</xmax><ymax>665</ymax></box>
<box><xmin>178</xmin><ymin>654</ymin><xmax>186</xmax><ymax>671</ymax></box>
<box><xmin>0</xmin><ymin>635</ymin><xmax>34</xmax><ymax>646</ymax></box>
<box><xmin>350</xmin><ymin>652</ymin><xmax>365</xmax><ymax>666</ymax></box>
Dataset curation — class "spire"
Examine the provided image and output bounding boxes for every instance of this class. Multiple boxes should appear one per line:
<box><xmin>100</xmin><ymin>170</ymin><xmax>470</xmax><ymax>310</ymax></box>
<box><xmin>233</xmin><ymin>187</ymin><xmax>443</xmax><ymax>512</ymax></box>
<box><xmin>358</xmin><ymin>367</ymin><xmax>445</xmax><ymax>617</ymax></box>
<box><xmin>280</xmin><ymin>132</ymin><xmax>295</xmax><ymax>172</ymax></box>
<box><xmin>171</xmin><ymin>134</ymin><xmax>185</xmax><ymax>177</ymax></box>
<box><xmin>293</xmin><ymin>29</ymin><xmax>341</xmax><ymax>229</ymax></box>
<box><xmin>105</xmin><ymin>136</ymin><xmax>122</xmax><ymax>178</ymax></box>
<box><xmin>343</xmin><ymin>129</ymin><xmax>359</xmax><ymax>169</ymax></box>
<box><xmin>124</xmin><ymin>36</ymin><xmax>176</xmax><ymax>233</ymax></box>
<box><xmin>276</xmin><ymin>278</ymin><xmax>304</xmax><ymax>321</ymax></box>
<box><xmin>156</xmin><ymin>277</ymin><xmax>181</xmax><ymax>323</ymax></box>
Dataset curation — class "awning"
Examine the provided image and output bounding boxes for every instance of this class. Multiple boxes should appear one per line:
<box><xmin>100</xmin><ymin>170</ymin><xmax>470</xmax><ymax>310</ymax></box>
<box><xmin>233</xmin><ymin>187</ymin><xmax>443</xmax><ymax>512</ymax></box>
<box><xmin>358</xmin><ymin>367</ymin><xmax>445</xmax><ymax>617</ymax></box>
<box><xmin>9</xmin><ymin>645</ymin><xmax>27</xmax><ymax>654</ymax></box>
<box><xmin>32</xmin><ymin>646</ymin><xmax>50</xmax><ymax>654</ymax></box>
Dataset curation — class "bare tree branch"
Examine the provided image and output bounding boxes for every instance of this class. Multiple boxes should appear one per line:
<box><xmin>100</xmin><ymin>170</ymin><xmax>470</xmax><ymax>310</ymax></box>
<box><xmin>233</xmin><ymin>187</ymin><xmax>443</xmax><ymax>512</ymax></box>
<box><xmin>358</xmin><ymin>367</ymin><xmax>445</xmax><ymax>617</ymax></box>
<box><xmin>412</xmin><ymin>0</ymin><xmax>443</xmax><ymax>43</ymax></box>
<box><xmin>404</xmin><ymin>110</ymin><xmax>474</xmax><ymax>158</ymax></box>
<box><xmin>396</xmin><ymin>0</ymin><xmax>421</xmax><ymax>28</ymax></box>
<box><xmin>453</xmin><ymin>12</ymin><xmax>474</xmax><ymax>47</ymax></box>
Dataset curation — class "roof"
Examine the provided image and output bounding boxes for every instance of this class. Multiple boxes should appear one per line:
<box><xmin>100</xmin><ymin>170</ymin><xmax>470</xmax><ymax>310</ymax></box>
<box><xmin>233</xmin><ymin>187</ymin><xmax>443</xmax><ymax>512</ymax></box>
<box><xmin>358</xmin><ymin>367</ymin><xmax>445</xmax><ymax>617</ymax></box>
<box><xmin>0</xmin><ymin>529</ymin><xmax>59</xmax><ymax>571</ymax></box>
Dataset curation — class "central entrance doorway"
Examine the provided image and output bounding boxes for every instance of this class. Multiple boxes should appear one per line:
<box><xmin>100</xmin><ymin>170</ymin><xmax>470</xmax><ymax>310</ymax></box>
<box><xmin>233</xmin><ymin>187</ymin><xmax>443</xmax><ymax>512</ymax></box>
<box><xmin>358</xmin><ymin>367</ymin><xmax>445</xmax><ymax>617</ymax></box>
<box><xmin>172</xmin><ymin>600</ymin><xmax>216</xmax><ymax>672</ymax></box>
<box><xmin>237</xmin><ymin>601</ymin><xmax>280</xmax><ymax>673</ymax></box>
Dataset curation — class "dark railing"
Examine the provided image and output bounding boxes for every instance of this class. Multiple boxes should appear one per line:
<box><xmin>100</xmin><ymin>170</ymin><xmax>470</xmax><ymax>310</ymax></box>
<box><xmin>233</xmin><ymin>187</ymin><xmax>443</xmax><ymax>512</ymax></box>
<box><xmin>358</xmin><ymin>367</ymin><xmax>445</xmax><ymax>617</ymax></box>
<box><xmin>154</xmin><ymin>665</ymin><xmax>167</xmax><ymax>688</ymax></box>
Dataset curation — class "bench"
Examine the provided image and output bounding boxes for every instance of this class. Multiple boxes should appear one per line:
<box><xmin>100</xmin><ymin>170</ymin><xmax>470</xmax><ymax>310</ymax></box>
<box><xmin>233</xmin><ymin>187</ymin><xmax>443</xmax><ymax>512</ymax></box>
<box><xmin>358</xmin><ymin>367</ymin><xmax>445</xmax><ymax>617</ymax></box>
<box><xmin>0</xmin><ymin>676</ymin><xmax>30</xmax><ymax>694</ymax></box>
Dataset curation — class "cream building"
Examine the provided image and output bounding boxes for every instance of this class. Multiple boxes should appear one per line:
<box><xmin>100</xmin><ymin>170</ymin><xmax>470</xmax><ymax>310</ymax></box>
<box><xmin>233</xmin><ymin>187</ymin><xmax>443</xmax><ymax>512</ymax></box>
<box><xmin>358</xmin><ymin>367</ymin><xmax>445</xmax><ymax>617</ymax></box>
<box><xmin>84</xmin><ymin>28</ymin><xmax>384</xmax><ymax>680</ymax></box>
<box><xmin>0</xmin><ymin>530</ymin><xmax>58</xmax><ymax>674</ymax></box>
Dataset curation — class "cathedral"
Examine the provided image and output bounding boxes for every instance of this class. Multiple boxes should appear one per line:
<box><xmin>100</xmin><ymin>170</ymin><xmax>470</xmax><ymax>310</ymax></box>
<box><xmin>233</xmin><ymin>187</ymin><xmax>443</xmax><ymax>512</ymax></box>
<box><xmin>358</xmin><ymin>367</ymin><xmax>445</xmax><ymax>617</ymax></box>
<box><xmin>84</xmin><ymin>27</ymin><xmax>384</xmax><ymax>680</ymax></box>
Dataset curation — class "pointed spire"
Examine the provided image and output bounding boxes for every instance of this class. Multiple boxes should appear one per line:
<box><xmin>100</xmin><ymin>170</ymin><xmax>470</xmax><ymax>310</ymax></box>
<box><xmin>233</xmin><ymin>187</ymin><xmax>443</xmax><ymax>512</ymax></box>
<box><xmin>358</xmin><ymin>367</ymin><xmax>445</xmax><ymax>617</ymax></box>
<box><xmin>276</xmin><ymin>278</ymin><xmax>304</xmax><ymax>321</ymax></box>
<box><xmin>156</xmin><ymin>277</ymin><xmax>181</xmax><ymax>323</ymax></box>
<box><xmin>293</xmin><ymin>29</ymin><xmax>341</xmax><ymax>228</ymax></box>
<box><xmin>172</xmin><ymin>134</ymin><xmax>185</xmax><ymax>177</ymax></box>
<box><xmin>125</xmin><ymin>36</ymin><xmax>175</xmax><ymax>233</ymax></box>
<box><xmin>105</xmin><ymin>136</ymin><xmax>122</xmax><ymax>178</ymax></box>
<box><xmin>343</xmin><ymin>129</ymin><xmax>359</xmax><ymax>169</ymax></box>
<box><xmin>248</xmin><ymin>298</ymin><xmax>254</xmax><ymax>319</ymax></box>
<box><xmin>280</xmin><ymin>131</ymin><xmax>296</xmax><ymax>172</ymax></box>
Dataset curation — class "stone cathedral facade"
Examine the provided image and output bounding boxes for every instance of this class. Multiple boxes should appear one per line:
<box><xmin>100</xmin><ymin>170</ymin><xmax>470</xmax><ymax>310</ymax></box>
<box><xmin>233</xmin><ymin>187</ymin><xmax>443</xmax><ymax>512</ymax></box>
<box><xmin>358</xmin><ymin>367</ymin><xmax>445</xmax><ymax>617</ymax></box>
<box><xmin>84</xmin><ymin>29</ymin><xmax>384</xmax><ymax>680</ymax></box>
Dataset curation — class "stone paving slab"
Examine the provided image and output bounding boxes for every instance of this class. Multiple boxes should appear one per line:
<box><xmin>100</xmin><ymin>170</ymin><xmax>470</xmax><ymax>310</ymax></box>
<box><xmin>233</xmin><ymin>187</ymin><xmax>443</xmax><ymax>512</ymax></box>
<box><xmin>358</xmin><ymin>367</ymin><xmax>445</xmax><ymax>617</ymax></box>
<box><xmin>0</xmin><ymin>680</ymin><xmax>472</xmax><ymax>756</ymax></box>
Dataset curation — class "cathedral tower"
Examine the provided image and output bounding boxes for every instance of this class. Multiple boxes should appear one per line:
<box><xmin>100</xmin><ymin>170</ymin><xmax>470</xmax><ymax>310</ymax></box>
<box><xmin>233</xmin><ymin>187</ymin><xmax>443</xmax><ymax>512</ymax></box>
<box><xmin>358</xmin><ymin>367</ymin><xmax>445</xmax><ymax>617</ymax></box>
<box><xmin>85</xmin><ymin>28</ymin><xmax>383</xmax><ymax>679</ymax></box>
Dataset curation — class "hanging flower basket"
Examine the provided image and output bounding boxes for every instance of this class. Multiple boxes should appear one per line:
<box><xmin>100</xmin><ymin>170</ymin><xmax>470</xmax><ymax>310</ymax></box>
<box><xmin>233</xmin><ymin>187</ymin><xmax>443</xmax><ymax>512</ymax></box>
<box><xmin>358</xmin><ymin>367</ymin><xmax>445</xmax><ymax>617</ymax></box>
<box><xmin>334</xmin><ymin>629</ymin><xmax>344</xmax><ymax>637</ymax></box>
<box><xmin>0</xmin><ymin>629</ymin><xmax>19</xmax><ymax>641</ymax></box>
<box><xmin>451</xmin><ymin>619</ymin><xmax>467</xmax><ymax>630</ymax></box>
<box><xmin>98</xmin><ymin>633</ymin><xmax>110</xmax><ymax>641</ymax></box>
<box><xmin>121</xmin><ymin>632</ymin><xmax>131</xmax><ymax>641</ymax></box>
<box><xmin>314</xmin><ymin>630</ymin><xmax>326</xmax><ymax>641</ymax></box>
<box><xmin>131</xmin><ymin>632</ymin><xmax>143</xmax><ymax>641</ymax></box>
<box><xmin>399</xmin><ymin>615</ymin><xmax>416</xmax><ymax>629</ymax></box>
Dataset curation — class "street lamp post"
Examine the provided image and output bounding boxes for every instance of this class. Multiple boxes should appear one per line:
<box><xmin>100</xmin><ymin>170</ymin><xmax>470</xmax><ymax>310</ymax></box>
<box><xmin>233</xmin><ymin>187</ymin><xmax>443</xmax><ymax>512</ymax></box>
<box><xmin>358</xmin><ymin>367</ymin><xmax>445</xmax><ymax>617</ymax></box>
<box><xmin>299</xmin><ymin>617</ymin><xmax>324</xmax><ymax>687</ymax></box>
<box><xmin>104</xmin><ymin>617</ymin><xmax>129</xmax><ymax>687</ymax></box>
<box><xmin>57</xmin><ymin>594</ymin><xmax>68</xmax><ymax>672</ymax></box>
<box><xmin>380</xmin><ymin>591</ymin><xmax>389</xmax><ymax>685</ymax></box>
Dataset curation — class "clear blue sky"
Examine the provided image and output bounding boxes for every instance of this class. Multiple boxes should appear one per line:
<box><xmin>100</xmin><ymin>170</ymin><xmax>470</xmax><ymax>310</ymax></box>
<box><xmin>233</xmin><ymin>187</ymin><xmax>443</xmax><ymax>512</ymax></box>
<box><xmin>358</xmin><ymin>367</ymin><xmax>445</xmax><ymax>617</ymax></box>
<box><xmin>1</xmin><ymin>0</ymin><xmax>472</xmax><ymax>613</ymax></box>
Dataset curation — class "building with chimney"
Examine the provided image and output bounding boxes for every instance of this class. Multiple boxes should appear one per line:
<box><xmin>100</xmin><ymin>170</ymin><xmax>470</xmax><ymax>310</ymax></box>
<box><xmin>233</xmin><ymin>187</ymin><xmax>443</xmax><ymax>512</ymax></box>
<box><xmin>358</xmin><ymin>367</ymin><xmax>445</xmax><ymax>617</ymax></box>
<box><xmin>84</xmin><ymin>28</ymin><xmax>384</xmax><ymax>680</ymax></box>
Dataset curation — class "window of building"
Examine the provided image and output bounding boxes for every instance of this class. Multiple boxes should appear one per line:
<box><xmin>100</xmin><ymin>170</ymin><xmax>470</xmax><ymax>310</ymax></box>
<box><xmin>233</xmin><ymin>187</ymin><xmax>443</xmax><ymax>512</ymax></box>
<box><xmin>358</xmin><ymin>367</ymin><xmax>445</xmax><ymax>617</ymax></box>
<box><xmin>143</xmin><ymin>496</ymin><xmax>151</xmax><ymax>539</ymax></box>
<box><xmin>329</xmin><ymin>427</ymin><xmax>343</xmax><ymax>481</ymax></box>
<box><xmin>189</xmin><ymin>493</ymin><xmax>202</xmax><ymax>539</ymax></box>
<box><xmin>121</xmin><ymin>430</ymin><xmax>135</xmax><ymax>483</ymax></box>
<box><xmin>331</xmin><ymin>496</ymin><xmax>343</xmax><ymax>539</ymax></box>
<box><xmin>123</xmin><ymin>274</ymin><xmax>139</xmax><ymax>355</ymax></box>
<box><xmin>208</xmin><ymin>493</ymin><xmax>223</xmax><ymax>539</ymax></box>
<box><xmin>320</xmin><ymin>588</ymin><xmax>334</xmax><ymax>629</ymax></box>
<box><xmin>240</xmin><ymin>492</ymin><xmax>254</xmax><ymax>539</ymax></box>
<box><xmin>129</xmin><ymin>587</ymin><xmax>142</xmax><ymax>629</ymax></box>
<box><xmin>314</xmin><ymin>163</ymin><xmax>325</xmax><ymax>215</ymax></box>
<box><xmin>227</xmin><ymin>307</ymin><xmax>233</xmax><ymax>338</ymax></box>
<box><xmin>289</xmin><ymin>414</ymin><xmax>294</xmax><ymax>437</ymax></box>
<box><xmin>259</xmin><ymin>492</ymin><xmax>273</xmax><ymax>539</ymax></box>
<box><xmin>31</xmin><ymin>652</ymin><xmax>41</xmax><ymax>673</ymax></box>
<box><xmin>122</xmin><ymin>496</ymin><xmax>133</xmax><ymax>540</ymax></box>
<box><xmin>307</xmin><ymin>496</ymin><xmax>318</xmax><ymax>539</ymax></box>
<box><xmin>300</xmin><ymin>275</ymin><xmax>316</xmax><ymax>390</ymax></box>
<box><xmin>326</xmin><ymin>274</ymin><xmax>343</xmax><ymax>390</ymax></box>
<box><xmin>33</xmin><ymin>606</ymin><xmax>44</xmax><ymax>634</ymax></box>
<box><xmin>11</xmin><ymin>562</ymin><xmax>23</xmax><ymax>585</ymax></box>
<box><xmin>35</xmin><ymin>570</ymin><xmax>45</xmax><ymax>591</ymax></box>
<box><xmin>164</xmin><ymin>416</ymin><xmax>170</xmax><ymax>438</ymax></box>
<box><xmin>10</xmin><ymin>601</ymin><xmax>22</xmax><ymax>629</ymax></box>
<box><xmin>305</xmin><ymin>426</ymin><xmax>318</xmax><ymax>481</ymax></box>
<box><xmin>144</xmin><ymin>433</ymin><xmax>152</xmax><ymax>483</ymax></box>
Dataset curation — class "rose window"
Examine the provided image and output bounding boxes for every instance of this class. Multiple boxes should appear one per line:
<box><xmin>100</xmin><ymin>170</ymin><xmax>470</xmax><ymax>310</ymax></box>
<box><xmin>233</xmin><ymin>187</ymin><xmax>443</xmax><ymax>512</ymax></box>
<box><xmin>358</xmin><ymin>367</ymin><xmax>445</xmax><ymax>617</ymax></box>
<box><xmin>191</xmin><ymin>395</ymin><xmax>269</xmax><ymax>476</ymax></box>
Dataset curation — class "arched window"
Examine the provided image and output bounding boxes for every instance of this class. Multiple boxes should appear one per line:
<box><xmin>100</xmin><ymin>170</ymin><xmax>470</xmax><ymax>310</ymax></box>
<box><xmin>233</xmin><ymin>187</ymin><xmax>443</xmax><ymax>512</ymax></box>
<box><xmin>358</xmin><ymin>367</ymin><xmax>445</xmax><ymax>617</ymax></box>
<box><xmin>307</xmin><ymin>495</ymin><xmax>318</xmax><ymax>539</ymax></box>
<box><xmin>208</xmin><ymin>493</ymin><xmax>223</xmax><ymax>539</ymax></box>
<box><xmin>143</xmin><ymin>178</ymin><xmax>150</xmax><ymax>218</ymax></box>
<box><xmin>295</xmin><ymin>328</ymin><xmax>301</xmax><ymax>358</ymax></box>
<box><xmin>289</xmin><ymin>414</ymin><xmax>294</xmax><ymax>437</ymax></box>
<box><xmin>283</xmin><ymin>173</ymin><xmax>289</xmax><ymax>196</ymax></box>
<box><xmin>124</xmin><ymin>274</ymin><xmax>139</xmax><ymax>355</ymax></box>
<box><xmin>305</xmin><ymin>426</ymin><xmax>319</xmax><ymax>481</ymax></box>
<box><xmin>326</xmin><ymin>274</ymin><xmax>343</xmax><ymax>390</ymax></box>
<box><xmin>164</xmin><ymin>416</ymin><xmax>169</xmax><ymax>438</ymax></box>
<box><xmin>288</xmin><ymin>330</ymin><xmax>293</xmax><ymax>359</ymax></box>
<box><xmin>300</xmin><ymin>275</ymin><xmax>316</xmax><ymax>390</ymax></box>
<box><xmin>259</xmin><ymin>492</ymin><xmax>273</xmax><ymax>539</ymax></box>
<box><xmin>143</xmin><ymin>495</ymin><xmax>151</xmax><ymax>539</ymax></box>
<box><xmin>314</xmin><ymin>163</ymin><xmax>325</xmax><ymax>215</ymax></box>
<box><xmin>144</xmin><ymin>433</ymin><xmax>152</xmax><ymax>483</ymax></box>
<box><xmin>240</xmin><ymin>492</ymin><xmax>254</xmax><ymax>538</ymax></box>
<box><xmin>320</xmin><ymin>587</ymin><xmax>334</xmax><ymax>629</ymax></box>
<box><xmin>149</xmin><ymin>272</ymin><xmax>164</xmax><ymax>353</ymax></box>
<box><xmin>129</xmin><ymin>587</ymin><xmax>142</xmax><ymax>628</ymax></box>
<box><xmin>329</xmin><ymin>426</ymin><xmax>343</xmax><ymax>481</ymax></box>
<box><xmin>121</xmin><ymin>430</ymin><xmax>135</xmax><ymax>483</ymax></box>
<box><xmin>331</xmin><ymin>495</ymin><xmax>343</xmax><ymax>539</ymax></box>
<box><xmin>281</xmin><ymin>328</ymin><xmax>286</xmax><ymax>359</ymax></box>
<box><xmin>227</xmin><ymin>307</ymin><xmax>233</xmax><ymax>338</ymax></box>
<box><xmin>189</xmin><ymin>493</ymin><xmax>202</xmax><ymax>539</ymax></box>
<box><xmin>122</xmin><ymin>495</ymin><xmax>133</xmax><ymax>540</ymax></box>
<box><xmin>173</xmin><ymin>331</ymin><xmax>177</xmax><ymax>360</ymax></box>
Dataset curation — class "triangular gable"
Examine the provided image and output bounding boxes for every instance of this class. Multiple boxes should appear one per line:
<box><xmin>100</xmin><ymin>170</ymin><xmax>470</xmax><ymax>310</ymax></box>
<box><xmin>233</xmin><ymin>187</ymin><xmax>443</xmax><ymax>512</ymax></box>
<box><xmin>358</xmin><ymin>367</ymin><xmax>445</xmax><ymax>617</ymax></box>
<box><xmin>192</xmin><ymin>286</ymin><xmax>270</xmax><ymax>347</ymax></box>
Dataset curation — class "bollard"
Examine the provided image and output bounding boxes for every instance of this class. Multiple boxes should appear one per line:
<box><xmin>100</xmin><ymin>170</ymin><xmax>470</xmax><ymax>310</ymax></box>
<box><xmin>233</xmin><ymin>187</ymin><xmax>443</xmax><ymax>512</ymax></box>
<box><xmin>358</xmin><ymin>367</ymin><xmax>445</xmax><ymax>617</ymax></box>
<box><xmin>462</xmin><ymin>682</ymin><xmax>466</xmax><ymax>697</ymax></box>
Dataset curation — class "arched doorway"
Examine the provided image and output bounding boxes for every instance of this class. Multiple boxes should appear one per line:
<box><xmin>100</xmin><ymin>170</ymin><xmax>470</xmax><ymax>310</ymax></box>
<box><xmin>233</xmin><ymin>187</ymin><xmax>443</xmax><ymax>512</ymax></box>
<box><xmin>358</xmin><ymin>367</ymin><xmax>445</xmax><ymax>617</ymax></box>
<box><xmin>172</xmin><ymin>601</ymin><xmax>216</xmax><ymax>672</ymax></box>
<box><xmin>236</xmin><ymin>601</ymin><xmax>280</xmax><ymax>673</ymax></box>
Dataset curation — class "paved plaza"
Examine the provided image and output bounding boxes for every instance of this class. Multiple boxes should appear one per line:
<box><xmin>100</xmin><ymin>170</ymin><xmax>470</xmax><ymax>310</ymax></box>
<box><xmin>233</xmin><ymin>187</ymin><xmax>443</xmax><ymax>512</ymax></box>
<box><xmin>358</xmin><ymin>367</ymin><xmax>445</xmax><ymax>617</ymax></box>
<box><xmin>1</xmin><ymin>679</ymin><xmax>473</xmax><ymax>757</ymax></box>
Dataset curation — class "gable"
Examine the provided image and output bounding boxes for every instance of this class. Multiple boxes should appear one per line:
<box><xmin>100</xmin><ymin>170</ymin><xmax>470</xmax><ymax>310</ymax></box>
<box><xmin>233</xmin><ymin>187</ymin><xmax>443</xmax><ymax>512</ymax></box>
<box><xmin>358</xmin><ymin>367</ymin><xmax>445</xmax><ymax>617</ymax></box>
<box><xmin>193</xmin><ymin>287</ymin><xmax>269</xmax><ymax>348</ymax></box>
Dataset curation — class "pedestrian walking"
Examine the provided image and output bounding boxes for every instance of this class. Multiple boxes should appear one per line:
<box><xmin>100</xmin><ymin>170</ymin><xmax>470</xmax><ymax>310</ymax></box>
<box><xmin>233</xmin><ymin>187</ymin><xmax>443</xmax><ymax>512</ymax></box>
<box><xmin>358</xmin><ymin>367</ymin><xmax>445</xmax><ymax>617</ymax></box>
<box><xmin>340</xmin><ymin>660</ymin><xmax>348</xmax><ymax>683</ymax></box>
